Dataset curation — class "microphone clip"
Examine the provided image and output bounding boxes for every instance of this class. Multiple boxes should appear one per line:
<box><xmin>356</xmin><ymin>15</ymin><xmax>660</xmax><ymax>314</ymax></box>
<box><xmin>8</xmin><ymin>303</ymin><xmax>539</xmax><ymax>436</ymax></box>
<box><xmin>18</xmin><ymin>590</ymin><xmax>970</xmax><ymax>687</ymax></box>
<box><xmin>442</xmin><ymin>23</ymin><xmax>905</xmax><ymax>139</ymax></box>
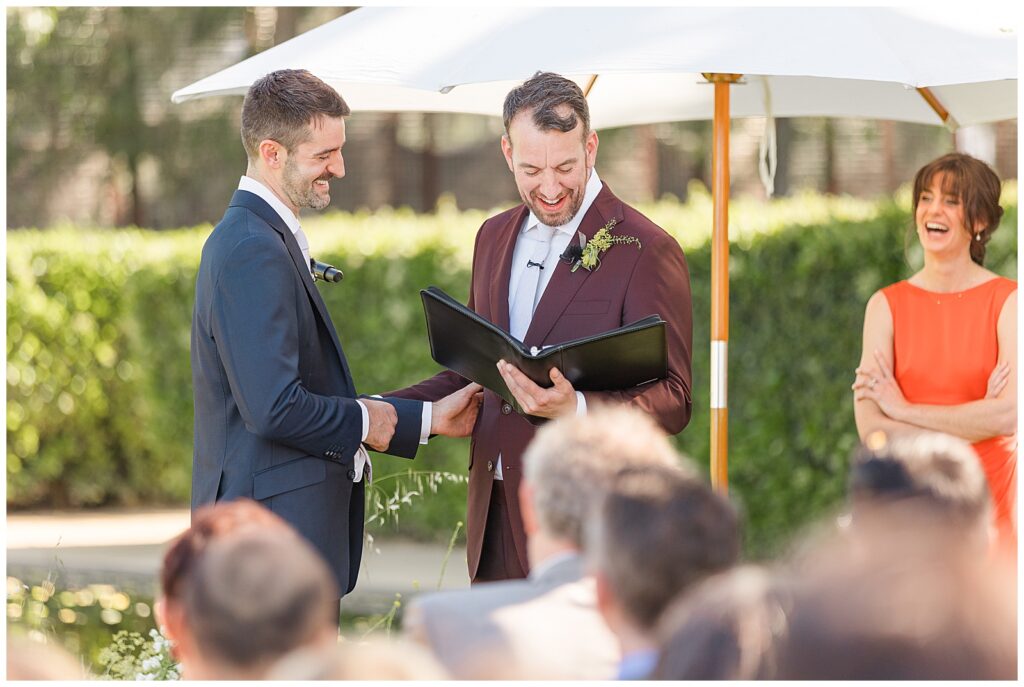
<box><xmin>311</xmin><ymin>258</ymin><xmax>344</xmax><ymax>283</ymax></box>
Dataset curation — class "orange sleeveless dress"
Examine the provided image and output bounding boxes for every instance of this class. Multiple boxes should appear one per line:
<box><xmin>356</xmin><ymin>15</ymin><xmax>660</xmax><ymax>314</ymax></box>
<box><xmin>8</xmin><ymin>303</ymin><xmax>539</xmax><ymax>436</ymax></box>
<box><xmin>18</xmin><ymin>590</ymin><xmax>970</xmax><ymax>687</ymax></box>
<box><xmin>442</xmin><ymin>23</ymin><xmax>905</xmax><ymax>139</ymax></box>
<box><xmin>882</xmin><ymin>277</ymin><xmax>1017</xmax><ymax>552</ymax></box>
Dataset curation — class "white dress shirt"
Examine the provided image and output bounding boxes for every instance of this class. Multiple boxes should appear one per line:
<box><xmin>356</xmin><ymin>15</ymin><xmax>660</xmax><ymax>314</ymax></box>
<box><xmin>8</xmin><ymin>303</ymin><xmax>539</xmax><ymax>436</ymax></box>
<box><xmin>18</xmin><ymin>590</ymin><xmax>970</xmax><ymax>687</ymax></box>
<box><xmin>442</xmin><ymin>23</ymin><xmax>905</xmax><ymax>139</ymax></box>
<box><xmin>494</xmin><ymin>169</ymin><xmax>603</xmax><ymax>479</ymax></box>
<box><xmin>237</xmin><ymin>177</ymin><xmax>430</xmax><ymax>482</ymax></box>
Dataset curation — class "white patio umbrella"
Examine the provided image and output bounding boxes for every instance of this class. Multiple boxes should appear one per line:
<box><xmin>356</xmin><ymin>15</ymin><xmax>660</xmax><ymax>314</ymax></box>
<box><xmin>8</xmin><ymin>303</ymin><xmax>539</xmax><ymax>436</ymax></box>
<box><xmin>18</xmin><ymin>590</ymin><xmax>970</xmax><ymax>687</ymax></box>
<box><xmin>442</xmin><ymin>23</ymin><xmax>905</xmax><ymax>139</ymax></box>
<box><xmin>173</xmin><ymin>6</ymin><xmax>1017</xmax><ymax>489</ymax></box>
<box><xmin>172</xmin><ymin>7</ymin><xmax>1015</xmax><ymax>128</ymax></box>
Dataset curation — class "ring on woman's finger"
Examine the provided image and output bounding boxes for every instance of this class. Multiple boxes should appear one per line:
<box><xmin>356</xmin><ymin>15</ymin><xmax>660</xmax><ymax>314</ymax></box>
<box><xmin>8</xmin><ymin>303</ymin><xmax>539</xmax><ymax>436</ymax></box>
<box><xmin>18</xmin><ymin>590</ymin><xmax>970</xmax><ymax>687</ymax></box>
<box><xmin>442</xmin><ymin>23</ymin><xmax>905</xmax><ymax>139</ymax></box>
<box><xmin>870</xmin><ymin>378</ymin><xmax>877</xmax><ymax>388</ymax></box>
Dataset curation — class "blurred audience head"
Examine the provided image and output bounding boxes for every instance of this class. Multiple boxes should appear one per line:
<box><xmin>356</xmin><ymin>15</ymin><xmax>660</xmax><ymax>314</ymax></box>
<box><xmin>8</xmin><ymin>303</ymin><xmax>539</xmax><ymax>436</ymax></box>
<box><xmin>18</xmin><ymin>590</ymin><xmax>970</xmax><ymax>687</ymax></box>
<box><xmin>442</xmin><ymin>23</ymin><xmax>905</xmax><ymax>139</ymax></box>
<box><xmin>7</xmin><ymin>634</ymin><xmax>89</xmax><ymax>680</ymax></box>
<box><xmin>848</xmin><ymin>430</ymin><xmax>992</xmax><ymax>549</ymax></box>
<box><xmin>653</xmin><ymin>566</ymin><xmax>790</xmax><ymax>680</ymax></box>
<box><xmin>589</xmin><ymin>464</ymin><xmax>740</xmax><ymax>649</ymax></box>
<box><xmin>175</xmin><ymin>527</ymin><xmax>339</xmax><ymax>679</ymax></box>
<box><xmin>520</xmin><ymin>404</ymin><xmax>687</xmax><ymax>561</ymax></box>
<box><xmin>155</xmin><ymin>498</ymin><xmax>296</xmax><ymax>659</ymax></box>
<box><xmin>773</xmin><ymin>528</ymin><xmax>1015</xmax><ymax>680</ymax></box>
<box><xmin>268</xmin><ymin>638</ymin><xmax>449</xmax><ymax>680</ymax></box>
<box><xmin>159</xmin><ymin>498</ymin><xmax>292</xmax><ymax>604</ymax></box>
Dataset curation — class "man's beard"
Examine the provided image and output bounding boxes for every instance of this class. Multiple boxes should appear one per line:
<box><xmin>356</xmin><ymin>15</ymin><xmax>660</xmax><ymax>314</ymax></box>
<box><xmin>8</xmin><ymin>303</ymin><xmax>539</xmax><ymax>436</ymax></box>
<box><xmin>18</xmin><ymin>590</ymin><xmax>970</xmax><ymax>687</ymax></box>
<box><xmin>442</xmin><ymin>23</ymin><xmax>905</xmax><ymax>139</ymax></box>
<box><xmin>524</xmin><ymin>186</ymin><xmax>586</xmax><ymax>227</ymax></box>
<box><xmin>282</xmin><ymin>160</ymin><xmax>331</xmax><ymax>211</ymax></box>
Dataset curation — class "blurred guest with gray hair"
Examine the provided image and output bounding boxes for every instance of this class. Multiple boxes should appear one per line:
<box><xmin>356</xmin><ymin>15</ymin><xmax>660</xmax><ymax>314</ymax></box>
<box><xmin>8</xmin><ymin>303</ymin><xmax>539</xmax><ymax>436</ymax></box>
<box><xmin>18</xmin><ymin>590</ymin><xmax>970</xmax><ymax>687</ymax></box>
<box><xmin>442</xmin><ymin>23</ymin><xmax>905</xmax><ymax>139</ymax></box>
<box><xmin>846</xmin><ymin>430</ymin><xmax>993</xmax><ymax>551</ymax></box>
<box><xmin>403</xmin><ymin>405</ymin><xmax>683</xmax><ymax>679</ymax></box>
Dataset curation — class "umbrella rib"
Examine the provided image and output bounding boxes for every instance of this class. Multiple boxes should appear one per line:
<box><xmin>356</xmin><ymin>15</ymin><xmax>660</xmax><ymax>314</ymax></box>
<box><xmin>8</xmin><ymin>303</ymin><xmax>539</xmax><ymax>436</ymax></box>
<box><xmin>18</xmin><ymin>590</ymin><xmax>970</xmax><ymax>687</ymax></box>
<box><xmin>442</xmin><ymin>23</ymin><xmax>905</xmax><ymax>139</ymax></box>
<box><xmin>582</xmin><ymin>74</ymin><xmax>599</xmax><ymax>98</ymax></box>
<box><xmin>915</xmin><ymin>87</ymin><xmax>959</xmax><ymax>131</ymax></box>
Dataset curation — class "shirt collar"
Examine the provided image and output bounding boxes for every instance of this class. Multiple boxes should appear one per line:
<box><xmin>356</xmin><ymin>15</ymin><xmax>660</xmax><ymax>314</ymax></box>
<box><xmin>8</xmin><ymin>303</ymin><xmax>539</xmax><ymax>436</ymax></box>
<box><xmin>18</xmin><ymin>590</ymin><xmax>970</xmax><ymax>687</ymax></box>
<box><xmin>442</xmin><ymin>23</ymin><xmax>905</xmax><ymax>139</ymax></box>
<box><xmin>527</xmin><ymin>550</ymin><xmax>579</xmax><ymax>581</ymax></box>
<box><xmin>616</xmin><ymin>649</ymin><xmax>660</xmax><ymax>681</ymax></box>
<box><xmin>238</xmin><ymin>176</ymin><xmax>302</xmax><ymax>237</ymax></box>
<box><xmin>524</xmin><ymin>168</ymin><xmax>603</xmax><ymax>237</ymax></box>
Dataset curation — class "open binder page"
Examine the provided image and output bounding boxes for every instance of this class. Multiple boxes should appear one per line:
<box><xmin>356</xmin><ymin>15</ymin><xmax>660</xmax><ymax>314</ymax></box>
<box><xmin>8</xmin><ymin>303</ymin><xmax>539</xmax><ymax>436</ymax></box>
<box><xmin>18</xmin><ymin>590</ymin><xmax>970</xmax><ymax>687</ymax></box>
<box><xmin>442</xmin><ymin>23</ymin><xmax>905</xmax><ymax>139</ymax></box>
<box><xmin>420</xmin><ymin>286</ymin><xmax>667</xmax><ymax>423</ymax></box>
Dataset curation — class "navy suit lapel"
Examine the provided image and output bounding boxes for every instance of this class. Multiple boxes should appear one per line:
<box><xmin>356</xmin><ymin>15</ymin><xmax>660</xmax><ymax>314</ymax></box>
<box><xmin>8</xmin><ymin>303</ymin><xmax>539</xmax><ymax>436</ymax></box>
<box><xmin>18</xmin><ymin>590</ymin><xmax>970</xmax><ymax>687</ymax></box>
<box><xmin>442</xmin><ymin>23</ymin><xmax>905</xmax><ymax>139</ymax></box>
<box><xmin>523</xmin><ymin>183</ymin><xmax>624</xmax><ymax>347</ymax></box>
<box><xmin>229</xmin><ymin>190</ymin><xmax>355</xmax><ymax>390</ymax></box>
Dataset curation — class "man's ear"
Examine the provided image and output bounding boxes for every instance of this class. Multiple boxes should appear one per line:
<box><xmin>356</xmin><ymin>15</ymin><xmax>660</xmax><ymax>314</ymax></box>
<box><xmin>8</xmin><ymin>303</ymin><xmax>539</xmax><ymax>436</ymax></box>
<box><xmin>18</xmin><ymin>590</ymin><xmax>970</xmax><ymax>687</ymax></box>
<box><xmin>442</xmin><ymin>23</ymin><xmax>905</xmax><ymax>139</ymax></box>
<box><xmin>258</xmin><ymin>139</ymin><xmax>286</xmax><ymax>169</ymax></box>
<box><xmin>155</xmin><ymin>598</ymin><xmax>187</xmax><ymax>662</ymax></box>
<box><xmin>585</xmin><ymin>129</ymin><xmax>599</xmax><ymax>169</ymax></box>
<box><xmin>501</xmin><ymin>134</ymin><xmax>515</xmax><ymax>173</ymax></box>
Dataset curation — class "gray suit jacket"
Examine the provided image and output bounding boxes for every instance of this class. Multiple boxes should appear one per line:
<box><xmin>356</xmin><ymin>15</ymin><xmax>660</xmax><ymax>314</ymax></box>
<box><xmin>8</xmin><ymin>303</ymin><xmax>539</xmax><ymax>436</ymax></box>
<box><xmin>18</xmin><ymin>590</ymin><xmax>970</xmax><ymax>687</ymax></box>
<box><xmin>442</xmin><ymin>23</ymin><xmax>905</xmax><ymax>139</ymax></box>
<box><xmin>404</xmin><ymin>553</ymin><xmax>619</xmax><ymax>679</ymax></box>
<box><xmin>190</xmin><ymin>189</ymin><xmax>423</xmax><ymax>594</ymax></box>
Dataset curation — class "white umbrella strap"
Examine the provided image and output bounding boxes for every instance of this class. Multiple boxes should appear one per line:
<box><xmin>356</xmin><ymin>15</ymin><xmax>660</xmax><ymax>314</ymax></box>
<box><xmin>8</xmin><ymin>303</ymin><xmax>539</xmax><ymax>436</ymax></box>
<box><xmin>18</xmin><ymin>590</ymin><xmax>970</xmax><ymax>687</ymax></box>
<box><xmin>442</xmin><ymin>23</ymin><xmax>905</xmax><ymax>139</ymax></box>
<box><xmin>758</xmin><ymin>76</ymin><xmax>778</xmax><ymax>198</ymax></box>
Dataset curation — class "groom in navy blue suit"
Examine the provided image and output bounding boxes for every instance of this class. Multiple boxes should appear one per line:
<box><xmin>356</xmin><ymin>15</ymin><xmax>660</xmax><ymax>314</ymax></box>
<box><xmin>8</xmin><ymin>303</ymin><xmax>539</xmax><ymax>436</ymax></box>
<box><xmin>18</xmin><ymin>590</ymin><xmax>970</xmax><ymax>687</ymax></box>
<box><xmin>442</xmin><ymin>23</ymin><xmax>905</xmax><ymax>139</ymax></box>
<box><xmin>191</xmin><ymin>70</ymin><xmax>480</xmax><ymax>598</ymax></box>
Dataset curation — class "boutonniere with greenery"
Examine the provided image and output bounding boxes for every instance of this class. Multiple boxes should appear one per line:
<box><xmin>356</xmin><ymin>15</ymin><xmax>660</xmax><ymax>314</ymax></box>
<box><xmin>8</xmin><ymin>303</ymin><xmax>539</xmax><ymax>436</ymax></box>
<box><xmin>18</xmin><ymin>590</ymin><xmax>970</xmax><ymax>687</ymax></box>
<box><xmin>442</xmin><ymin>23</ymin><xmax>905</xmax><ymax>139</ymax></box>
<box><xmin>569</xmin><ymin>219</ymin><xmax>641</xmax><ymax>272</ymax></box>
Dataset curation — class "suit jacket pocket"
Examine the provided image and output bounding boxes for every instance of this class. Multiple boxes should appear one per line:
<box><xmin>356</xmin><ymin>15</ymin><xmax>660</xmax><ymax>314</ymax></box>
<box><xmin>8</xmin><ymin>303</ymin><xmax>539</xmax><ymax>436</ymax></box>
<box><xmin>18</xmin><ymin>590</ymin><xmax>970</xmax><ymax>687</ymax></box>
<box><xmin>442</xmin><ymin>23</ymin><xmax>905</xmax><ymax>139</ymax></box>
<box><xmin>253</xmin><ymin>456</ymin><xmax>327</xmax><ymax>500</ymax></box>
<box><xmin>564</xmin><ymin>299</ymin><xmax>609</xmax><ymax>316</ymax></box>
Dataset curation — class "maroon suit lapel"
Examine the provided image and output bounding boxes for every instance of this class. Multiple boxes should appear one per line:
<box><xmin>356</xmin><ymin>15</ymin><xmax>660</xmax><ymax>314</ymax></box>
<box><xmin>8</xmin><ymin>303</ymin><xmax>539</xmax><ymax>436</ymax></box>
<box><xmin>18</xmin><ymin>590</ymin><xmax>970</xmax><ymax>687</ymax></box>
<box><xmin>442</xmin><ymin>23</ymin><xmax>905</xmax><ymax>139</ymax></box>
<box><xmin>488</xmin><ymin>205</ymin><xmax>529</xmax><ymax>331</ymax></box>
<box><xmin>523</xmin><ymin>183</ymin><xmax>625</xmax><ymax>347</ymax></box>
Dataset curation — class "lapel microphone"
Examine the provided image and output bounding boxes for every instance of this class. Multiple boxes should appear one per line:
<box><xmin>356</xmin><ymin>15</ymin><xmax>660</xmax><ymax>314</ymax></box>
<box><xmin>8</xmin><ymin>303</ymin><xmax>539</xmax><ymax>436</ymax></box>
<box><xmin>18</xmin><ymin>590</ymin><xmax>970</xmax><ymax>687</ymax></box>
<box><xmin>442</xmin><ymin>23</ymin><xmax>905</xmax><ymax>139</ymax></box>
<box><xmin>311</xmin><ymin>258</ymin><xmax>344</xmax><ymax>283</ymax></box>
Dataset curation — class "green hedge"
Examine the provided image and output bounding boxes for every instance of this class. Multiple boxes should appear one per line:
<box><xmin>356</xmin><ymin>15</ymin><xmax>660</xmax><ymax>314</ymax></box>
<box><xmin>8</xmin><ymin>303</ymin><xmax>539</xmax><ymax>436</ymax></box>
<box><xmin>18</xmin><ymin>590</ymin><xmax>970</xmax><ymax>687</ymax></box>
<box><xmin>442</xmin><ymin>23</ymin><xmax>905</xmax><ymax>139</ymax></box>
<box><xmin>7</xmin><ymin>186</ymin><xmax>1017</xmax><ymax>557</ymax></box>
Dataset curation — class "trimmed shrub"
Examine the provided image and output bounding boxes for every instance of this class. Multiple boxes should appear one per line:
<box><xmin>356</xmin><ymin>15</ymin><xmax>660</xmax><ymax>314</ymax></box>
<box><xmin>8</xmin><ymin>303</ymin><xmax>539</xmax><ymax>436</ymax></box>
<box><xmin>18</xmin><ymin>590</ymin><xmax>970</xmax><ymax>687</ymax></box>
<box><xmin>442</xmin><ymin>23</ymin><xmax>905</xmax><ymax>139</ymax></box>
<box><xmin>7</xmin><ymin>187</ymin><xmax>1016</xmax><ymax>556</ymax></box>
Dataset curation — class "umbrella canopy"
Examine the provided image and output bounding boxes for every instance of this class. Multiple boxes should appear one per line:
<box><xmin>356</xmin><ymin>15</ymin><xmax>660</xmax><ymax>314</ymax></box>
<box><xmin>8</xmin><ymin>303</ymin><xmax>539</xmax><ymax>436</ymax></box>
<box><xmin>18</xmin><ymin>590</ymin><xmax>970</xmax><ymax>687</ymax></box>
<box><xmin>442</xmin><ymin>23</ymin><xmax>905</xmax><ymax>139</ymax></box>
<box><xmin>172</xmin><ymin>6</ymin><xmax>1017</xmax><ymax>488</ymax></box>
<box><xmin>172</xmin><ymin>6</ymin><xmax>1016</xmax><ymax>129</ymax></box>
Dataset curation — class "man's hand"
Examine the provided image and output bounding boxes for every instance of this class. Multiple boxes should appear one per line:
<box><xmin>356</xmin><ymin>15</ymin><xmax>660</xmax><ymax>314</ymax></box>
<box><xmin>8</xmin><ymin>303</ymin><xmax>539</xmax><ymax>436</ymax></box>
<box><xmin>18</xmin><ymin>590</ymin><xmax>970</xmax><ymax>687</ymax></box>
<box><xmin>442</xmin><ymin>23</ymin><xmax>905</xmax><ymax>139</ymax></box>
<box><xmin>362</xmin><ymin>398</ymin><xmax>398</xmax><ymax>452</ymax></box>
<box><xmin>497</xmin><ymin>360</ymin><xmax>578</xmax><ymax>419</ymax></box>
<box><xmin>431</xmin><ymin>383</ymin><xmax>483</xmax><ymax>437</ymax></box>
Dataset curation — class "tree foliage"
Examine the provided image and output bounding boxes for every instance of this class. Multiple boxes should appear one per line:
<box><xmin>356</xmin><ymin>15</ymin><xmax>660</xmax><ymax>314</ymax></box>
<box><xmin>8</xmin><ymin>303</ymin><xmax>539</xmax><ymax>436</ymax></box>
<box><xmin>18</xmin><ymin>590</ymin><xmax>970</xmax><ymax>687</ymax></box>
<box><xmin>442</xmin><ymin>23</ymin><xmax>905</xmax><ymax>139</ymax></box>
<box><xmin>6</xmin><ymin>7</ymin><xmax>354</xmax><ymax>229</ymax></box>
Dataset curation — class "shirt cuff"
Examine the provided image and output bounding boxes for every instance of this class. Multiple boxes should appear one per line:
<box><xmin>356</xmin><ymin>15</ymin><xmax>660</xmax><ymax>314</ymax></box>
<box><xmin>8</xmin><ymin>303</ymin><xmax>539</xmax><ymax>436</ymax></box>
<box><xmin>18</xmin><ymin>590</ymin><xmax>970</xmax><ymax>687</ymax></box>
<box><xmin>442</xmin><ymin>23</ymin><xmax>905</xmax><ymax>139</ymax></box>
<box><xmin>420</xmin><ymin>402</ymin><xmax>432</xmax><ymax>444</ymax></box>
<box><xmin>575</xmin><ymin>391</ymin><xmax>587</xmax><ymax>416</ymax></box>
<box><xmin>357</xmin><ymin>400</ymin><xmax>370</xmax><ymax>442</ymax></box>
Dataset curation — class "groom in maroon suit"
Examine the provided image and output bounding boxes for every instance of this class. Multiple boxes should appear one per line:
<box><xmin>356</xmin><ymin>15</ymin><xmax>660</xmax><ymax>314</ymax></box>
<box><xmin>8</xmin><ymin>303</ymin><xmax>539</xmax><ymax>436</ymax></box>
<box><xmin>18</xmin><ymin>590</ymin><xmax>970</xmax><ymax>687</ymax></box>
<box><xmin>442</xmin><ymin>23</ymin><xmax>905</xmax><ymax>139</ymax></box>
<box><xmin>391</xmin><ymin>72</ymin><xmax>693</xmax><ymax>582</ymax></box>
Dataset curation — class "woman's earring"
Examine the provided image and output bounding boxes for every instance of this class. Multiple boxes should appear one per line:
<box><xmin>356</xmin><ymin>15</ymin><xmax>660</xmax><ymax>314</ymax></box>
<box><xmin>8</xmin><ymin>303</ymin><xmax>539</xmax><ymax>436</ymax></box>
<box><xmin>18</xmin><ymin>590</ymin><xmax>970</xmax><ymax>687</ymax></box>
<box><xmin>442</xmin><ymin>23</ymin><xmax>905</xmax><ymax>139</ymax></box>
<box><xmin>975</xmin><ymin>233</ymin><xmax>982</xmax><ymax>241</ymax></box>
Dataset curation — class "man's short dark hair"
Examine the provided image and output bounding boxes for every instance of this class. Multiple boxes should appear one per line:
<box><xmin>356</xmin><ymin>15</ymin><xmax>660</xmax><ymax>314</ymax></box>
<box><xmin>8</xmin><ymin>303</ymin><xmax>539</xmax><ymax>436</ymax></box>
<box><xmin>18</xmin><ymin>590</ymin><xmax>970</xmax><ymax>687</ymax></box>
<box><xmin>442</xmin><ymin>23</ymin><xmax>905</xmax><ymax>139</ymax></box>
<box><xmin>590</xmin><ymin>465</ymin><xmax>741</xmax><ymax>629</ymax></box>
<box><xmin>502</xmin><ymin>71</ymin><xmax>590</xmax><ymax>142</ymax></box>
<box><xmin>241</xmin><ymin>69</ymin><xmax>350</xmax><ymax>160</ymax></box>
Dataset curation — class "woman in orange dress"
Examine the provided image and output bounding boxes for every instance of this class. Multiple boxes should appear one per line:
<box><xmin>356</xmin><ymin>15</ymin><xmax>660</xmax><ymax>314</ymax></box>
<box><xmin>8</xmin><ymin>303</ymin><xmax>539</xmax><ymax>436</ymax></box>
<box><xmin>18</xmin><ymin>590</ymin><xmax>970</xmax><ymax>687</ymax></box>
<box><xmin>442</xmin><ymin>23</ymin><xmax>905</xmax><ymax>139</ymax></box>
<box><xmin>853</xmin><ymin>153</ymin><xmax>1017</xmax><ymax>554</ymax></box>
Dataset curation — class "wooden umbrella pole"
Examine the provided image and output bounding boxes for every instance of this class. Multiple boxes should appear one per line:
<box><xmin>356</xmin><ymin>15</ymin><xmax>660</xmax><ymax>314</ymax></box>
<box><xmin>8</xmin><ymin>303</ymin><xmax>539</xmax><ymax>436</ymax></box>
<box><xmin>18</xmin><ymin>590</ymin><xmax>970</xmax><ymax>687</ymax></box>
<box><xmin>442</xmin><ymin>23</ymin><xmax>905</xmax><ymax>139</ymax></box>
<box><xmin>703</xmin><ymin>73</ymin><xmax>741</xmax><ymax>492</ymax></box>
<box><xmin>916</xmin><ymin>86</ymin><xmax>958</xmax><ymax>131</ymax></box>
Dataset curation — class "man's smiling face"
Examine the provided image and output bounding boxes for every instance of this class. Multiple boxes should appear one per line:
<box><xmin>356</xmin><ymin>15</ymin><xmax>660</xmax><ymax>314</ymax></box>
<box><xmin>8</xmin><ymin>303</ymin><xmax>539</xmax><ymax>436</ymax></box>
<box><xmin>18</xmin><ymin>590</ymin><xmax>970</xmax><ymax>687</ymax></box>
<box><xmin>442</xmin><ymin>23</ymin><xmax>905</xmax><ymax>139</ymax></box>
<box><xmin>502</xmin><ymin>106</ymin><xmax>598</xmax><ymax>227</ymax></box>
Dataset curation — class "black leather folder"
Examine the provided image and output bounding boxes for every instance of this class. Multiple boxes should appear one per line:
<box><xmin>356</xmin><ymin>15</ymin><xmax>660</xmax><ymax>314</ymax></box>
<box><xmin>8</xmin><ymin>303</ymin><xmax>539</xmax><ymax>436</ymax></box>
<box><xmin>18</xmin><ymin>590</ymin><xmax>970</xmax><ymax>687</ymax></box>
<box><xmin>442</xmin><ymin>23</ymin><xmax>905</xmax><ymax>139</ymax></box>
<box><xmin>421</xmin><ymin>286</ymin><xmax>667</xmax><ymax>424</ymax></box>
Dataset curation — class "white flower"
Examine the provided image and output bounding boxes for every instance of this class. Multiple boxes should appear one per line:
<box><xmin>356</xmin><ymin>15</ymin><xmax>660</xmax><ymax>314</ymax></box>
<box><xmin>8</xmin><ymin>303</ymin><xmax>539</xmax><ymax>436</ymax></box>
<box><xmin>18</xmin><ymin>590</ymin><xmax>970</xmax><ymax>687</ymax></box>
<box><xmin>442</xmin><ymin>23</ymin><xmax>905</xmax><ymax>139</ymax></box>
<box><xmin>135</xmin><ymin>672</ymin><xmax>155</xmax><ymax>680</ymax></box>
<box><xmin>149</xmin><ymin>629</ymin><xmax>160</xmax><ymax>639</ymax></box>
<box><xmin>141</xmin><ymin>656</ymin><xmax>161</xmax><ymax>671</ymax></box>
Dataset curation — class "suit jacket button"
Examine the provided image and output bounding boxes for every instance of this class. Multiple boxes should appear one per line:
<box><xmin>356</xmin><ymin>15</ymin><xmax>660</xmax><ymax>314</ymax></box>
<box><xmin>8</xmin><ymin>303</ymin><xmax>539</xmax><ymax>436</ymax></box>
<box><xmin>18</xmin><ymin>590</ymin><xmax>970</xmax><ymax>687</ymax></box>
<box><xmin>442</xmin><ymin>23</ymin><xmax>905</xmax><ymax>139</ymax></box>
<box><xmin>347</xmin><ymin>469</ymin><xmax>356</xmax><ymax>480</ymax></box>
<box><xmin>487</xmin><ymin>460</ymin><xmax>494</xmax><ymax>472</ymax></box>
<box><xmin>501</xmin><ymin>402</ymin><xmax>512</xmax><ymax>415</ymax></box>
